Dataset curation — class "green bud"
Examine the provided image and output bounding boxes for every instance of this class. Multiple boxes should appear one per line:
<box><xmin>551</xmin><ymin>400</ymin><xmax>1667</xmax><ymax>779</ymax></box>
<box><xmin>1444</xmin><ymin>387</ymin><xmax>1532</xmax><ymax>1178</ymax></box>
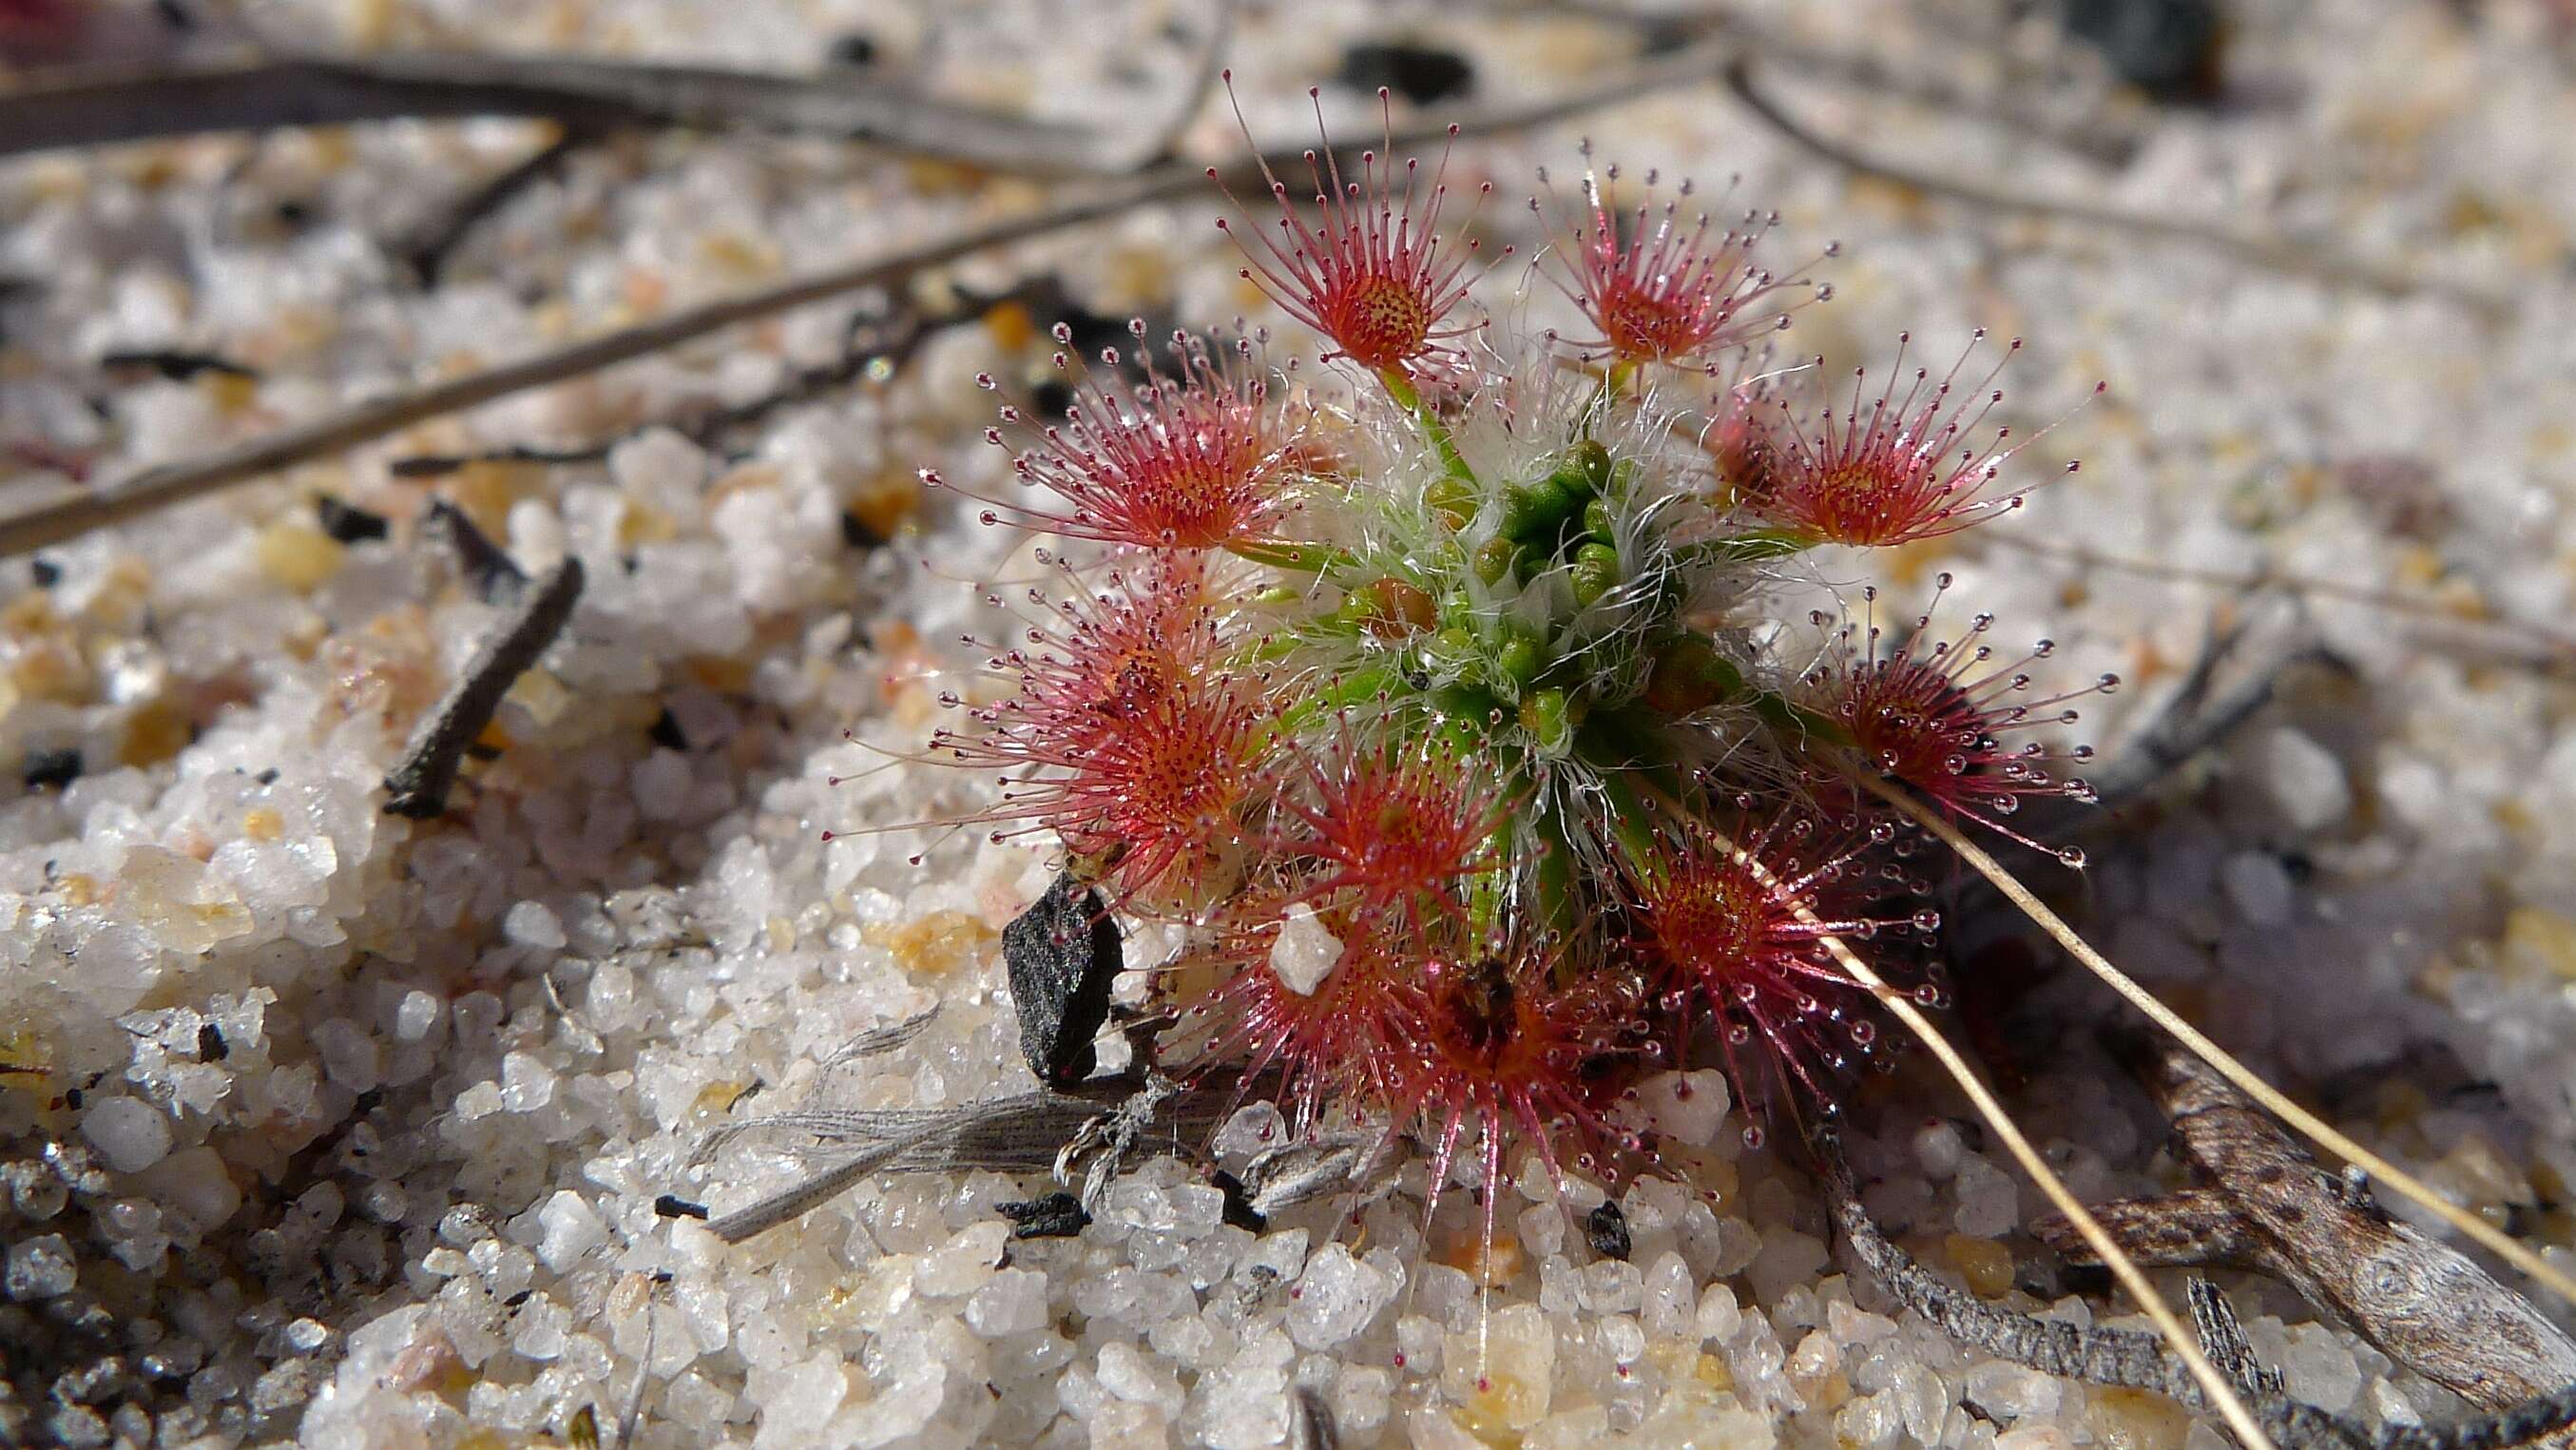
<box><xmin>1497</xmin><ymin>483</ymin><xmax>1557</xmax><ymax>540</ymax></box>
<box><xmin>1495</xmin><ymin>623</ymin><xmax>1547</xmax><ymax>691</ymax></box>
<box><xmin>1583</xmin><ymin>496</ymin><xmax>1612</xmax><ymax>541</ymax></box>
<box><xmin>1429</xmin><ymin>624</ymin><xmax>1479</xmax><ymax>673</ymax></box>
<box><xmin>1569</xmin><ymin>542</ymin><xmax>1622</xmax><ymax>607</ymax></box>
<box><xmin>1520</xmin><ymin>687</ymin><xmax>1575</xmax><ymax>755</ymax></box>
<box><xmin>1569</xmin><ymin>438</ymin><xmax>1613</xmax><ymax>491</ymax></box>
<box><xmin>1472</xmin><ymin>536</ymin><xmax>1519</xmax><ymax>586</ymax></box>
<box><xmin>1546</xmin><ymin>463</ymin><xmax>1594</xmax><ymax>518</ymax></box>
<box><xmin>1425</xmin><ymin>474</ymin><xmax>1477</xmax><ymax>531</ymax></box>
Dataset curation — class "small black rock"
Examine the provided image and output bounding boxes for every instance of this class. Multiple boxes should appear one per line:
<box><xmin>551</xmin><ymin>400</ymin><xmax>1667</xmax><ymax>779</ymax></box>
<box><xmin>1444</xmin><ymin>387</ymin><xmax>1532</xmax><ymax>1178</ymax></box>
<box><xmin>1002</xmin><ymin>871</ymin><xmax>1123</xmax><ymax>1086</ymax></box>
<box><xmin>1212</xmin><ymin>1170</ymin><xmax>1266</xmax><ymax>1232</ymax></box>
<box><xmin>314</xmin><ymin>494</ymin><xmax>390</xmax><ymax>544</ymax></box>
<box><xmin>997</xmin><ymin>1190</ymin><xmax>1091</xmax><ymax>1240</ymax></box>
<box><xmin>2061</xmin><ymin>0</ymin><xmax>2223</xmax><ymax>101</ymax></box>
<box><xmin>647</xmin><ymin>708</ymin><xmax>689</xmax><ymax>752</ymax></box>
<box><xmin>1335</xmin><ymin>42</ymin><xmax>1475</xmax><ymax>106</ymax></box>
<box><xmin>840</xmin><ymin>510</ymin><xmax>887</xmax><ymax>551</ymax></box>
<box><xmin>1586</xmin><ymin>1199</ymin><xmax>1631</xmax><ymax>1261</ymax></box>
<box><xmin>22</xmin><ymin>748</ymin><xmax>83</xmax><ymax>789</ymax></box>
<box><xmin>653</xmin><ymin>1193</ymin><xmax>710</xmax><ymax>1220</ymax></box>
<box><xmin>197</xmin><ymin>1023</ymin><xmax>227</xmax><ymax>1061</ymax></box>
<box><xmin>29</xmin><ymin>558</ymin><xmax>60</xmax><ymax>588</ymax></box>
<box><xmin>827</xmin><ymin>31</ymin><xmax>879</xmax><ymax>68</ymax></box>
<box><xmin>1028</xmin><ymin>378</ymin><xmax>1076</xmax><ymax>424</ymax></box>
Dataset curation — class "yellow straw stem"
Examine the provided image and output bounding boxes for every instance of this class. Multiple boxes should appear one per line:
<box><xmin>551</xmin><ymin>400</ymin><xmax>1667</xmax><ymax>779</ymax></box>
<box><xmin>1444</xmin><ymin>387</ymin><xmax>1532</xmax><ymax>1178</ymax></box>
<box><xmin>1856</xmin><ymin>770</ymin><xmax>2576</xmax><ymax>1311</ymax></box>
<box><xmin>1707</xmin><ymin>825</ymin><xmax>2279</xmax><ymax>1450</ymax></box>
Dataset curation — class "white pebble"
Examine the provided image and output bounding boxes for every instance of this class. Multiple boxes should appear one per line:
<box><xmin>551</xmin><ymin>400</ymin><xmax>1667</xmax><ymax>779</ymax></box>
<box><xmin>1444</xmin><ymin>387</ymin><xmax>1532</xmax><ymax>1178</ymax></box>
<box><xmin>81</xmin><ymin>1095</ymin><xmax>173</xmax><ymax>1172</ymax></box>
<box><xmin>914</xmin><ymin>1220</ymin><xmax>1007</xmax><ymax>1298</ymax></box>
<box><xmin>1267</xmin><ymin>903</ymin><xmax>1343</xmax><ymax>996</ymax></box>
<box><xmin>533</xmin><ymin>1191</ymin><xmax>607</xmax><ymax>1271</ymax></box>
<box><xmin>6</xmin><ymin>1234</ymin><xmax>76</xmax><ymax>1300</ymax></box>
<box><xmin>499</xmin><ymin>1052</ymin><xmax>557</xmax><ymax>1113</ymax></box>
<box><xmin>965</xmin><ymin>1269</ymin><xmax>1050</xmax><ymax>1337</ymax></box>
<box><xmin>1952</xmin><ymin>1156</ymin><xmax>2020</xmax><ymax>1238</ymax></box>
<box><xmin>503</xmin><ymin>900</ymin><xmax>567</xmax><ymax>950</ymax></box>
<box><xmin>394</xmin><ymin>990</ymin><xmax>441</xmax><ymax>1042</ymax></box>
<box><xmin>2220</xmin><ymin>851</ymin><xmax>2296</xmax><ymax>925</ymax></box>
<box><xmin>2261</xmin><ymin>727</ymin><xmax>2352</xmax><ymax>833</ymax></box>
<box><xmin>1287</xmin><ymin>1243</ymin><xmax>1394</xmax><ymax>1349</ymax></box>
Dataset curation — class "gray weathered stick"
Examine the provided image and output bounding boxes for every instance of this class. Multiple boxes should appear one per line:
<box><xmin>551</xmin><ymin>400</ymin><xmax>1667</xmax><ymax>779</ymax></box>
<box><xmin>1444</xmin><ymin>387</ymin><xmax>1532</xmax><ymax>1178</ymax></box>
<box><xmin>2031</xmin><ymin>1037</ymin><xmax>2576</xmax><ymax>1414</ymax></box>
<box><xmin>0</xmin><ymin>35</ymin><xmax>1743</xmax><ymax>560</ymax></box>
<box><xmin>0</xmin><ymin>53</ymin><xmax>1113</xmax><ymax>172</ymax></box>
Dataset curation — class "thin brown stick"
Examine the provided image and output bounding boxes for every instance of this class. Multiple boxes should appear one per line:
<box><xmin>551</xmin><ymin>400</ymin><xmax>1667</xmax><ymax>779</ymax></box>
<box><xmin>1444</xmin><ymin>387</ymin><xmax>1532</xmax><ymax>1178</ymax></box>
<box><xmin>0</xmin><ymin>37</ymin><xmax>1744</xmax><ymax>561</ymax></box>
<box><xmin>0</xmin><ymin>53</ymin><xmax>1116</xmax><ymax>173</ymax></box>
<box><xmin>1721</xmin><ymin>57</ymin><xmax>2509</xmax><ymax>316</ymax></box>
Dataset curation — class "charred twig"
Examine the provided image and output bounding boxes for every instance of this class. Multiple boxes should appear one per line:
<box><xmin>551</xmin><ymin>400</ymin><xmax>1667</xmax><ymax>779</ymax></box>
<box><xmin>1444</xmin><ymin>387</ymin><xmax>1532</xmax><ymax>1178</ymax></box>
<box><xmin>391</xmin><ymin>125</ymin><xmax>599</xmax><ymax>285</ymax></box>
<box><xmin>385</xmin><ymin>304</ymin><xmax>947</xmax><ymax>478</ymax></box>
<box><xmin>2032</xmin><ymin>1036</ymin><xmax>2576</xmax><ymax>1414</ymax></box>
<box><xmin>2188</xmin><ymin>1276</ymin><xmax>2287</xmax><ymax>1401</ymax></box>
<box><xmin>0</xmin><ymin>35</ymin><xmax>1745</xmax><ymax>560</ymax></box>
<box><xmin>0</xmin><ymin>53</ymin><xmax>1118</xmax><ymax>173</ymax></box>
<box><xmin>1814</xmin><ymin>1126</ymin><xmax>2576</xmax><ymax>1450</ymax></box>
<box><xmin>98</xmin><ymin>349</ymin><xmax>260</xmax><ymax>382</ymax></box>
<box><xmin>381</xmin><ymin>522</ymin><xmax>584</xmax><ymax>818</ymax></box>
<box><xmin>1721</xmin><ymin>57</ymin><xmax>2508</xmax><ymax>316</ymax></box>
<box><xmin>421</xmin><ymin>498</ymin><xmax>529</xmax><ymax>605</ymax></box>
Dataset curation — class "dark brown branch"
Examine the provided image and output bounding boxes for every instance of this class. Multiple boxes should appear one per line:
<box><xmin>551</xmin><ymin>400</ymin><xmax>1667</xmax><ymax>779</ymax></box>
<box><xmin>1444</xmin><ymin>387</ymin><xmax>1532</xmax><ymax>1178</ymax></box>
<box><xmin>1721</xmin><ymin>57</ymin><xmax>2508</xmax><ymax>316</ymax></box>
<box><xmin>381</xmin><ymin>530</ymin><xmax>584</xmax><ymax>818</ymax></box>
<box><xmin>0</xmin><ymin>53</ymin><xmax>1116</xmax><ymax>173</ymax></box>
<box><xmin>390</xmin><ymin>125</ymin><xmax>598</xmax><ymax>285</ymax></box>
<box><xmin>2032</xmin><ymin>1037</ymin><xmax>2576</xmax><ymax>1414</ymax></box>
<box><xmin>0</xmin><ymin>36</ymin><xmax>1743</xmax><ymax>561</ymax></box>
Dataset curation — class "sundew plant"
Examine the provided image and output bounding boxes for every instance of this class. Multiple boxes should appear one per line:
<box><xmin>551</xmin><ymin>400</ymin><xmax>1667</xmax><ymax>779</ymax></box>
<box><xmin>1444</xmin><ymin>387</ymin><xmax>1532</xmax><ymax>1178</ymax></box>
<box><xmin>909</xmin><ymin>88</ymin><xmax>2528</xmax><ymax>1440</ymax></box>
<box><xmin>922</xmin><ymin>92</ymin><xmax>2113</xmax><ymax>1194</ymax></box>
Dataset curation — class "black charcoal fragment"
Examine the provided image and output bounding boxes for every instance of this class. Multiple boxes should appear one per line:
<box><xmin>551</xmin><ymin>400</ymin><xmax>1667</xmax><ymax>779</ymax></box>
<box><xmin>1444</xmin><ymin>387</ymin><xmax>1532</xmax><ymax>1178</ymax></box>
<box><xmin>2061</xmin><ymin>0</ymin><xmax>2222</xmax><ymax>101</ymax></box>
<box><xmin>1002</xmin><ymin>871</ymin><xmax>1122</xmax><ymax>1086</ymax></box>
<box><xmin>996</xmin><ymin>1190</ymin><xmax>1091</xmax><ymax>1240</ymax></box>
<box><xmin>1587</xmin><ymin>1199</ymin><xmax>1632</xmax><ymax>1261</ymax></box>
<box><xmin>1336</xmin><ymin>42</ymin><xmax>1474</xmax><ymax>106</ymax></box>
<box><xmin>22</xmin><ymin>747</ymin><xmax>82</xmax><ymax>789</ymax></box>
<box><xmin>315</xmin><ymin>494</ymin><xmax>390</xmax><ymax>544</ymax></box>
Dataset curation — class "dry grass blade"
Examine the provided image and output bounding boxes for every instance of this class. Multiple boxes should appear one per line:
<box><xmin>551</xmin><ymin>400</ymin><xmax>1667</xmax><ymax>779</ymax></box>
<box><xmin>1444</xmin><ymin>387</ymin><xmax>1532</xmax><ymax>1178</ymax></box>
<box><xmin>0</xmin><ymin>34</ymin><xmax>1744</xmax><ymax>562</ymax></box>
<box><xmin>1856</xmin><ymin>770</ymin><xmax>2576</xmax><ymax>1312</ymax></box>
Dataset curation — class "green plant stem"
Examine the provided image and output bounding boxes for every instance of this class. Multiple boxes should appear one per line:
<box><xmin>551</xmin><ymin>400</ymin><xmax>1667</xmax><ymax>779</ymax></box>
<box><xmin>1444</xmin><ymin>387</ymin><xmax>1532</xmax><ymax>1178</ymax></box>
<box><xmin>1225</xmin><ymin>538</ymin><xmax>1355</xmax><ymax>573</ymax></box>
<box><xmin>1379</xmin><ymin>368</ymin><xmax>1473</xmax><ymax>484</ymax></box>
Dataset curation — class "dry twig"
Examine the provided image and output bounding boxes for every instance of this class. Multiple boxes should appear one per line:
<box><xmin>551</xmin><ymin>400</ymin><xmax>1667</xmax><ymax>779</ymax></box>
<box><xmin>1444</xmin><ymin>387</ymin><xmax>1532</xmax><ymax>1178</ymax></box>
<box><xmin>1816</xmin><ymin>1127</ymin><xmax>2576</xmax><ymax>1450</ymax></box>
<box><xmin>0</xmin><ymin>53</ymin><xmax>1119</xmax><ymax>173</ymax></box>
<box><xmin>381</xmin><ymin>510</ymin><xmax>585</xmax><ymax>818</ymax></box>
<box><xmin>2033</xmin><ymin>1035</ymin><xmax>2576</xmax><ymax>1414</ymax></box>
<box><xmin>1720</xmin><ymin>57</ymin><xmax>2509</xmax><ymax>316</ymax></box>
<box><xmin>0</xmin><ymin>34</ymin><xmax>1742</xmax><ymax>561</ymax></box>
